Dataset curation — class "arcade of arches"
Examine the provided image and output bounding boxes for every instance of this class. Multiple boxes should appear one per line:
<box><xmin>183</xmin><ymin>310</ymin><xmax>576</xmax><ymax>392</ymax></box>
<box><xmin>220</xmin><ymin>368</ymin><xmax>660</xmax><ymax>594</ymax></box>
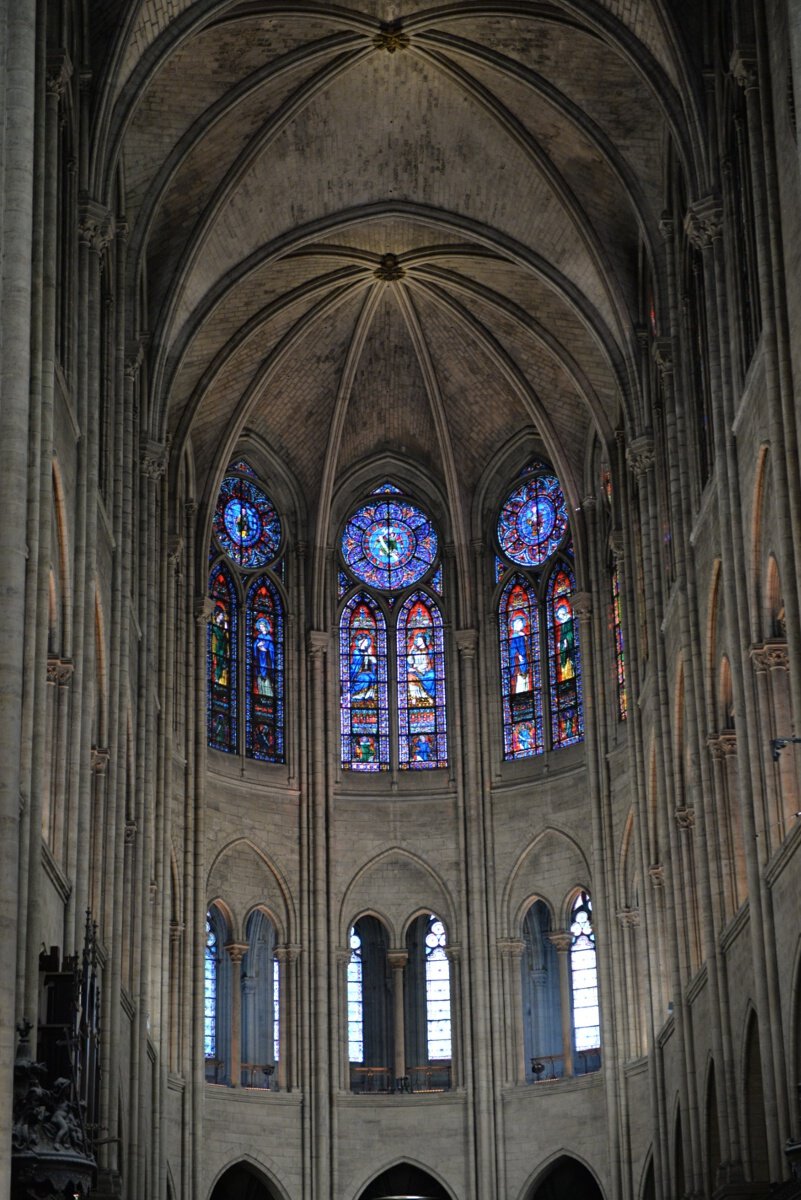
<box><xmin>3</xmin><ymin>1</ymin><xmax>801</xmax><ymax>1198</ymax></box>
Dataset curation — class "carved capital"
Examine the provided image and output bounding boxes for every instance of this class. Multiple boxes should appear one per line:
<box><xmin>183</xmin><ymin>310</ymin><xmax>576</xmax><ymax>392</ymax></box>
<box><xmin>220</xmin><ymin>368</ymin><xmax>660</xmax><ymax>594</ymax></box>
<box><xmin>684</xmin><ymin>196</ymin><xmax>723</xmax><ymax>248</ymax></box>
<box><xmin>571</xmin><ymin>591</ymin><xmax>592</xmax><ymax>619</ymax></box>
<box><xmin>617</xmin><ymin>907</ymin><xmax>641</xmax><ymax>928</ymax></box>
<box><xmin>444</xmin><ymin>942</ymin><xmax>461</xmax><ymax>964</ymax></box>
<box><xmin>675</xmin><ymin>806</ymin><xmax>695</xmax><ymax>830</ymax></box>
<box><xmin>652</xmin><ymin>338</ymin><xmax>673</xmax><ymax>378</ymax></box>
<box><xmin>648</xmin><ymin>862</ymin><xmax>665</xmax><ymax>887</ymax></box>
<box><xmin>708</xmin><ymin>732</ymin><xmax>737</xmax><ymax>760</ymax></box>
<box><xmin>195</xmin><ymin>596</ymin><xmax>214</xmax><ymax>626</ymax></box>
<box><xmin>124</xmin><ymin>820</ymin><xmax>137</xmax><ymax>845</ymax></box>
<box><xmin>46</xmin><ymin>657</ymin><xmax>60</xmax><ymax>684</ymax></box>
<box><xmin>169</xmin><ymin>920</ymin><xmax>185</xmax><ymax>944</ymax></box>
<box><xmin>56</xmin><ymin>658</ymin><xmax>74</xmax><ymax>685</ymax></box>
<box><xmin>387</xmin><ymin>950</ymin><xmax>409</xmax><ymax>971</ymax></box>
<box><xmin>91</xmin><ymin>746</ymin><xmax>110</xmax><ymax>774</ymax></box>
<box><xmin>751</xmin><ymin>641</ymin><xmax>788</xmax><ymax>673</ymax></box>
<box><xmin>125</xmin><ymin>343</ymin><xmax>144</xmax><ymax>381</ymax></box>
<box><xmin>140</xmin><ymin>440</ymin><xmax>167</xmax><ymax>480</ymax></box>
<box><xmin>455</xmin><ymin>628</ymin><xmax>478</xmax><ymax>658</ymax></box>
<box><xmin>167</xmin><ymin>534</ymin><xmax>183</xmax><ymax>570</ymax></box>
<box><xmin>46</xmin><ymin>51</ymin><xmax>73</xmax><ymax>100</ymax></box>
<box><xmin>581</xmin><ymin>494</ymin><xmax>597</xmax><ymax>513</ymax></box>
<box><xmin>224</xmin><ymin>941</ymin><xmax>249</xmax><ymax>966</ymax></box>
<box><xmin>374</xmin><ymin>252</ymin><xmax>406</xmax><ymax>280</ymax></box>
<box><xmin>373</xmin><ymin>21</ymin><xmax>410</xmax><ymax>52</ymax></box>
<box><xmin>658</xmin><ymin>211</ymin><xmax>675</xmax><ymax>242</ymax></box>
<box><xmin>730</xmin><ymin>47</ymin><xmax>758</xmax><ymax>93</ymax></box>
<box><xmin>307</xmin><ymin>630</ymin><xmax>328</xmax><ymax>658</ymax></box>
<box><xmin>627</xmin><ymin>435</ymin><xmax>656</xmax><ymax>479</ymax></box>
<box><xmin>497</xmin><ymin>937</ymin><xmax>525</xmax><ymax>959</ymax></box>
<box><xmin>546</xmin><ymin>930</ymin><xmax>573</xmax><ymax>954</ymax></box>
<box><xmin>78</xmin><ymin>198</ymin><xmax>114</xmax><ymax>256</ymax></box>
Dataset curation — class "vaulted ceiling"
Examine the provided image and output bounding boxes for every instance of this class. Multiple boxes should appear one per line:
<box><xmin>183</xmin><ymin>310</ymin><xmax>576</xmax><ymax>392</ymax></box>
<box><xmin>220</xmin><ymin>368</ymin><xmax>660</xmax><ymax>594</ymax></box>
<box><xmin>100</xmin><ymin>2</ymin><xmax>703</xmax><ymax>518</ymax></box>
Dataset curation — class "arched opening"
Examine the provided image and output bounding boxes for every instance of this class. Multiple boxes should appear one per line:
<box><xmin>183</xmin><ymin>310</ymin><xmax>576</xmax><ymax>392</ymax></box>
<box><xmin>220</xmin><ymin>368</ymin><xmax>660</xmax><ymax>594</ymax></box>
<box><xmin>520</xmin><ymin>899</ymin><xmax>563</xmax><ymax>1079</ymax></box>
<box><xmin>527</xmin><ymin>1156</ymin><xmax>604</xmax><ymax>1200</ymax></box>
<box><xmin>705</xmin><ymin>1062</ymin><xmax>722</xmax><ymax>1195</ymax></box>
<box><xmin>348</xmin><ymin>915</ymin><xmax>393</xmax><ymax>1092</ymax></box>
<box><xmin>209</xmin><ymin>1163</ymin><xmax>282</xmax><ymax>1200</ymax></box>
<box><xmin>358</xmin><ymin>1163</ymin><xmax>450</xmax><ymax>1200</ymax></box>
<box><xmin>744</xmin><ymin>1013</ymin><xmax>770</xmax><ymax>1181</ymax></box>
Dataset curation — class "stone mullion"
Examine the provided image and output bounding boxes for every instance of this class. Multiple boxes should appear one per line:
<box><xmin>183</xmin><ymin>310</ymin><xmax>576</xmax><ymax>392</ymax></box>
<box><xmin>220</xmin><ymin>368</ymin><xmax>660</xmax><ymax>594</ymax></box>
<box><xmin>614</xmin><ymin>440</ymin><xmax>669</xmax><ymax>1192</ymax></box>
<box><xmin>273</xmin><ymin>945</ymin><xmax>288</xmax><ymax>1090</ymax></box>
<box><xmin>497</xmin><ymin>939</ymin><xmax>524</xmax><ymax>1085</ymax></box>
<box><xmin>387</xmin><ymin>949</ymin><xmax>408</xmax><ymax>1081</ymax></box>
<box><xmin>575</xmin><ymin>496</ymin><xmax>625</xmax><ymax>1200</ymax></box>
<box><xmin>444</xmin><ymin>944</ymin><xmax>462</xmax><ymax>1091</ymax></box>
<box><xmin>693</xmin><ymin>201</ymin><xmax>786</xmax><ymax>1175</ymax></box>
<box><xmin>335</xmin><ymin>948</ymin><xmax>350</xmax><ymax>1092</ymax></box>
<box><xmin>225</xmin><ymin>942</ymin><xmax>248</xmax><ymax>1087</ymax></box>
<box><xmin>307</xmin><ymin>630</ymin><xmax>331</xmax><ymax>1200</ymax></box>
<box><xmin>456</xmin><ymin>628</ymin><xmax>496</xmax><ymax>1200</ymax></box>
<box><xmin>630</xmin><ymin>437</ymin><xmax>702</xmax><ymax>1190</ymax></box>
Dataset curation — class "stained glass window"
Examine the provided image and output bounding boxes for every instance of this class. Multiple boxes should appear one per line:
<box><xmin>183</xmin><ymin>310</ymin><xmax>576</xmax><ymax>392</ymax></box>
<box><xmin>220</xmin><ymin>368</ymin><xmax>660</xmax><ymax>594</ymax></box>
<box><xmin>341</xmin><ymin>499</ymin><xmax>437</xmax><ymax>591</ymax></box>
<box><xmin>570</xmin><ymin>892</ymin><xmax>600</xmax><ymax>1051</ymax></box>
<box><xmin>245</xmin><ymin>578</ymin><xmax>284</xmax><ymax>762</ymax></box>
<box><xmin>208</xmin><ymin>566</ymin><xmax>237</xmax><ymax>753</ymax></box>
<box><xmin>431</xmin><ymin>564</ymin><xmax>443</xmax><ymax>595</ymax></box>
<box><xmin>547</xmin><ymin>567</ymin><xmax>583</xmax><ymax>748</ymax></box>
<box><xmin>499</xmin><ymin>576</ymin><xmax>543</xmax><ymax>758</ymax></box>
<box><xmin>204</xmin><ymin>915</ymin><xmax>218</xmax><ymax>1058</ymax></box>
<box><xmin>340</xmin><ymin>594</ymin><xmax>389</xmax><ymax>770</ymax></box>
<box><xmin>347</xmin><ymin>927</ymin><xmax>364</xmax><ymax>1063</ymax></box>
<box><xmin>495</xmin><ymin>556</ymin><xmax>506</xmax><ymax>585</ymax></box>
<box><xmin>397</xmin><ymin>593</ymin><xmax>447</xmax><ymax>769</ymax></box>
<box><xmin>338</xmin><ymin>570</ymin><xmax>350</xmax><ymax>598</ymax></box>
<box><xmin>373</xmin><ymin>481</ymin><xmax>402</xmax><ymax>494</ymax></box>
<box><xmin>213</xmin><ymin>474</ymin><xmax>281</xmax><ymax>569</ymax></box>
<box><xmin>425</xmin><ymin>917</ymin><xmax>451</xmax><ymax>1060</ymax></box>
<box><xmin>612</xmin><ymin>564</ymin><xmax>627</xmax><ymax>720</ymax></box>
<box><xmin>273</xmin><ymin>958</ymin><xmax>280</xmax><ymax>1064</ymax></box>
<box><xmin>497</xmin><ymin>473</ymin><xmax>569</xmax><ymax>567</ymax></box>
<box><xmin>228</xmin><ymin>458</ymin><xmax>256</xmax><ymax>477</ymax></box>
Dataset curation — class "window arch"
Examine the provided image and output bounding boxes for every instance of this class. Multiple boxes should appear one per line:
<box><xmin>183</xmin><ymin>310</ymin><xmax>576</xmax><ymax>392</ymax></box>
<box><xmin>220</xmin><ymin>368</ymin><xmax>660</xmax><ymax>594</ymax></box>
<box><xmin>495</xmin><ymin>462</ymin><xmax>583</xmax><ymax>758</ymax></box>
<box><xmin>241</xmin><ymin>909</ymin><xmax>280</xmax><ymax>1088</ymax></box>
<box><xmin>204</xmin><ymin>905</ymin><xmax>231</xmax><ymax>1082</ymax></box>
<box><xmin>339</xmin><ymin>483</ymin><xmax>447</xmax><ymax>771</ymax></box>
<box><xmin>207</xmin><ymin>461</ymin><xmax>285</xmax><ymax>762</ymax></box>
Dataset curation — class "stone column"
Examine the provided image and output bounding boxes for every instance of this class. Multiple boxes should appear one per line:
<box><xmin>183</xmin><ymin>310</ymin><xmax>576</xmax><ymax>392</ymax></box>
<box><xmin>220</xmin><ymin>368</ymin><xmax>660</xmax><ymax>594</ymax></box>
<box><xmin>547</xmin><ymin>931</ymin><xmax>574</xmax><ymax>1078</ymax></box>
<box><xmin>497</xmin><ymin>939</ymin><xmax>525</xmax><ymax>1085</ymax></box>
<box><xmin>225</xmin><ymin>942</ymin><xmax>248</xmax><ymax>1087</ymax></box>
<box><xmin>444</xmin><ymin>943</ymin><xmax>462</xmax><ymax>1091</ymax></box>
<box><xmin>273</xmin><ymin>946</ymin><xmax>290</xmax><ymax>1091</ymax></box>
<box><xmin>388</xmin><ymin>949</ymin><xmax>408</xmax><ymax>1085</ymax></box>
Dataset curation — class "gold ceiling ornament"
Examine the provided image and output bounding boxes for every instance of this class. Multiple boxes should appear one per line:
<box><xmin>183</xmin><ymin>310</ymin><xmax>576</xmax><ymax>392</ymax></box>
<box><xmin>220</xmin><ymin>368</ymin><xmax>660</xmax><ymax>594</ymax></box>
<box><xmin>373</xmin><ymin>21</ymin><xmax>410</xmax><ymax>53</ymax></box>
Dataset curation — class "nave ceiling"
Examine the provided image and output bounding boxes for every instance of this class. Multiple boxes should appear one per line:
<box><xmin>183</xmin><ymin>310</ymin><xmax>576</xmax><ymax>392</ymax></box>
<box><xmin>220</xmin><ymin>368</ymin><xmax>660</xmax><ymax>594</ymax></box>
<box><xmin>97</xmin><ymin>1</ymin><xmax>703</xmax><ymax>522</ymax></box>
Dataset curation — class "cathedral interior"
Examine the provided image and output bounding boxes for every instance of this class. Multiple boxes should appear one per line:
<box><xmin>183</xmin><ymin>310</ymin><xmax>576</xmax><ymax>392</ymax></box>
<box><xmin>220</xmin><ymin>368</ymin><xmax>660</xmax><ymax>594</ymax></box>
<box><xmin>2</xmin><ymin>1</ymin><xmax>801</xmax><ymax>1198</ymax></box>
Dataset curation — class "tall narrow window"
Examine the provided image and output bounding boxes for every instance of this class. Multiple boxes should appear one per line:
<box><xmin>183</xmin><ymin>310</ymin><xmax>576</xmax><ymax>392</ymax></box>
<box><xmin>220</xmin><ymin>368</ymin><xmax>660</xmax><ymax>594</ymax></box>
<box><xmin>611</xmin><ymin>564</ymin><xmax>627</xmax><ymax>720</ymax></box>
<box><xmin>245</xmin><ymin>577</ymin><xmax>284</xmax><ymax>761</ymax></box>
<box><xmin>340</xmin><ymin>594</ymin><xmax>389</xmax><ymax>771</ymax></box>
<box><xmin>397</xmin><ymin>594</ymin><xmax>447</xmax><ymax>769</ymax></box>
<box><xmin>204</xmin><ymin>915</ymin><xmax>218</xmax><ymax>1058</ymax></box>
<box><xmin>207</xmin><ymin>461</ymin><xmax>285</xmax><ymax>759</ymax></box>
<box><xmin>499</xmin><ymin>576</ymin><xmax>543</xmax><ymax>757</ymax></box>
<box><xmin>347</xmin><ymin>927</ymin><xmax>364</xmax><ymax>1063</ymax></box>
<box><xmin>570</xmin><ymin>892</ymin><xmax>600</xmax><ymax>1053</ymax></box>
<box><xmin>548</xmin><ymin>568</ymin><xmax>583</xmax><ymax>748</ymax></box>
<box><xmin>339</xmin><ymin>484</ymin><xmax>446</xmax><ymax>771</ymax></box>
<box><xmin>208</xmin><ymin>567</ymin><xmax>237</xmax><ymax>753</ymax></box>
<box><xmin>424</xmin><ymin>917</ymin><xmax>451</xmax><ymax>1060</ymax></box>
<box><xmin>273</xmin><ymin>958</ymin><xmax>281</xmax><ymax>1065</ymax></box>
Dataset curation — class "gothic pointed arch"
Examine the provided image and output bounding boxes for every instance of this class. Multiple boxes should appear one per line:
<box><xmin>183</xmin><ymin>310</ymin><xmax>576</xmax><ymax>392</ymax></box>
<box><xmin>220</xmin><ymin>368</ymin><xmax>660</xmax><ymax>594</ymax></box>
<box><xmin>208</xmin><ymin>563</ymin><xmax>238</xmax><ymax>754</ymax></box>
<box><xmin>396</xmin><ymin>591</ymin><xmax>447</xmax><ymax>769</ymax></box>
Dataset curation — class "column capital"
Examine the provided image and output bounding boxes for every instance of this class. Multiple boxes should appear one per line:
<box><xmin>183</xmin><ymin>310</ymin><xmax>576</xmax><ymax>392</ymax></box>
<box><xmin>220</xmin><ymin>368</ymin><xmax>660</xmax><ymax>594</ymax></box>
<box><xmin>46</xmin><ymin>51</ymin><xmax>73</xmax><ymax>100</ymax></box>
<box><xmin>125</xmin><ymin>342</ymin><xmax>144</xmax><ymax>380</ymax></box>
<box><xmin>627</xmin><ymin>434</ymin><xmax>656</xmax><ymax>479</ymax></box>
<box><xmin>47</xmin><ymin>656</ymin><xmax>60</xmax><ymax>684</ymax></box>
<box><xmin>274</xmin><ymin>943</ymin><xmax>301</xmax><ymax>964</ymax></box>
<box><xmin>140</xmin><ymin>440</ymin><xmax>168</xmax><ymax>480</ymax></box>
<box><xmin>455</xmin><ymin>628</ymin><xmax>478</xmax><ymax>658</ymax></box>
<box><xmin>730</xmin><ymin>47</ymin><xmax>758</xmax><ymax>93</ymax></box>
<box><xmin>617</xmin><ymin>907</ymin><xmax>641</xmax><ymax>928</ymax></box>
<box><xmin>571</xmin><ymin>591</ymin><xmax>592</xmax><ymax>619</ymax></box>
<box><xmin>707</xmin><ymin>732</ymin><xmax>737</xmax><ymax>760</ymax></box>
<box><xmin>652</xmin><ymin>337</ymin><xmax>673</xmax><ymax>378</ymax></box>
<box><xmin>658</xmin><ymin>211</ymin><xmax>675</xmax><ymax>241</ymax></box>
<box><xmin>90</xmin><ymin>746</ymin><xmax>110</xmax><ymax>774</ymax></box>
<box><xmin>648</xmin><ymin>862</ymin><xmax>665</xmax><ymax>887</ymax></box>
<box><xmin>307</xmin><ymin>630</ymin><xmax>328</xmax><ymax>658</ymax></box>
<box><xmin>78</xmin><ymin>197</ymin><xmax>115</xmax><ymax>256</ymax></box>
<box><xmin>195</xmin><ymin>596</ymin><xmax>215</xmax><ymax>625</ymax></box>
<box><xmin>387</xmin><ymin>949</ymin><xmax>409</xmax><ymax>970</ymax></box>
<box><xmin>750</xmin><ymin>640</ymin><xmax>788</xmax><ymax>673</ymax></box>
<box><xmin>444</xmin><ymin>943</ymin><xmax>461</xmax><ymax>964</ymax></box>
<box><xmin>124</xmin><ymin>821</ymin><xmax>137</xmax><ymax>845</ymax></box>
<box><xmin>546</xmin><ymin>930</ymin><xmax>573</xmax><ymax>954</ymax></box>
<box><xmin>675</xmin><ymin>806</ymin><xmax>695</xmax><ymax>830</ymax></box>
<box><xmin>684</xmin><ymin>196</ymin><xmax>723</xmax><ymax>248</ymax></box>
<box><xmin>169</xmin><ymin>920</ymin><xmax>185</xmax><ymax>944</ymax></box>
<box><xmin>224</xmin><ymin>941</ymin><xmax>249</xmax><ymax>965</ymax></box>
<box><xmin>497</xmin><ymin>937</ymin><xmax>525</xmax><ymax>959</ymax></box>
<box><xmin>609</xmin><ymin>530</ymin><xmax>625</xmax><ymax>561</ymax></box>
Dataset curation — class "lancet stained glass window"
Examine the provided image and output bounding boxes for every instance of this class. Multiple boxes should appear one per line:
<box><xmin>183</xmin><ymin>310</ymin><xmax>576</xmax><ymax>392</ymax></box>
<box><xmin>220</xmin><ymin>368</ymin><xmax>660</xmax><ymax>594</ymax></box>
<box><xmin>548</xmin><ymin>567</ymin><xmax>583</xmax><ymax>748</ymax></box>
<box><xmin>425</xmin><ymin>917</ymin><xmax>451</xmax><ymax>1060</ymax></box>
<box><xmin>499</xmin><ymin>576</ymin><xmax>543</xmax><ymax>758</ymax></box>
<box><xmin>570</xmin><ymin>892</ymin><xmax>600</xmax><ymax>1051</ymax></box>
<box><xmin>213</xmin><ymin>473</ymin><xmax>282</xmax><ymax>569</ymax></box>
<box><xmin>341</xmin><ymin>498</ymin><xmax>437</xmax><ymax>591</ymax></box>
<box><xmin>340</xmin><ymin>594</ymin><xmax>389</xmax><ymax>770</ymax></box>
<box><xmin>204</xmin><ymin>915</ymin><xmax>218</xmax><ymax>1058</ymax></box>
<box><xmin>245</xmin><ymin>578</ymin><xmax>284</xmax><ymax>762</ymax></box>
<box><xmin>347</xmin><ymin>927</ymin><xmax>364</xmax><ymax>1063</ymax></box>
<box><xmin>208</xmin><ymin>566</ymin><xmax>237</xmax><ymax>753</ymax></box>
<box><xmin>612</xmin><ymin>564</ymin><xmax>627</xmax><ymax>720</ymax></box>
<box><xmin>397</xmin><ymin>593</ymin><xmax>447</xmax><ymax>769</ymax></box>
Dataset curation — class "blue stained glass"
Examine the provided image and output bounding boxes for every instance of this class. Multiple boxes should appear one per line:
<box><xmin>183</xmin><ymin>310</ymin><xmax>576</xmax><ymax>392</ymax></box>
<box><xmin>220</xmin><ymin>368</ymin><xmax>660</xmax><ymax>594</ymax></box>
<box><xmin>495</xmin><ymin>556</ymin><xmax>506</xmax><ymax>585</ymax></box>
<box><xmin>205</xmin><ymin>915</ymin><xmax>218</xmax><ymax>1057</ymax></box>
<box><xmin>338</xmin><ymin>570</ymin><xmax>350</xmax><ymax>598</ymax></box>
<box><xmin>347</xmin><ymin>928</ymin><xmax>364</xmax><ymax>1062</ymax></box>
<box><xmin>245</xmin><ymin>577</ymin><xmax>284</xmax><ymax>763</ymax></box>
<box><xmin>373</xmin><ymin>481</ymin><xmax>402</xmax><ymax>494</ymax></box>
<box><xmin>612</xmin><ymin>565</ymin><xmax>627</xmax><ymax>721</ymax></box>
<box><xmin>497</xmin><ymin>474</ymin><xmax>568</xmax><ymax>568</ymax></box>
<box><xmin>208</xmin><ymin>565</ymin><xmax>237</xmax><ymax>753</ymax></box>
<box><xmin>397</xmin><ymin>593</ymin><xmax>447</xmax><ymax>769</ymax></box>
<box><xmin>341</xmin><ymin>499</ymin><xmax>438</xmax><ymax>591</ymax></box>
<box><xmin>547</xmin><ymin>565</ymin><xmax>584</xmax><ymax>748</ymax></box>
<box><xmin>340</xmin><ymin>594</ymin><xmax>390</xmax><ymax>770</ymax></box>
<box><xmin>431</xmin><ymin>565</ymin><xmax>443</xmax><ymax>595</ymax></box>
<box><xmin>425</xmin><ymin>917</ymin><xmax>451</xmax><ymax>1060</ymax></box>
<box><xmin>214</xmin><ymin>475</ymin><xmax>281</xmax><ymax>569</ymax></box>
<box><xmin>570</xmin><ymin>893</ymin><xmax>600</xmax><ymax>1050</ymax></box>
<box><xmin>499</xmin><ymin>576</ymin><xmax>544</xmax><ymax>759</ymax></box>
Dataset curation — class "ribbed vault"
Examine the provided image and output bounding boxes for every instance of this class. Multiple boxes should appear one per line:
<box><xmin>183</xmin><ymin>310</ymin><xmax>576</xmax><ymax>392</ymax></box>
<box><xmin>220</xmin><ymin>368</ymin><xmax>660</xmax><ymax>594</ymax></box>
<box><xmin>99</xmin><ymin>1</ymin><xmax>703</xmax><ymax>520</ymax></box>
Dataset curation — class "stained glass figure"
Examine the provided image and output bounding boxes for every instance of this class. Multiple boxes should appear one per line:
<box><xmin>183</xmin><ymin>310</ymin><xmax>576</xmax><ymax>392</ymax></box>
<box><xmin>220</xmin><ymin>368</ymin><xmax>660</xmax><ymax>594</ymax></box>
<box><xmin>208</xmin><ymin>565</ymin><xmax>237</xmax><ymax>753</ymax></box>
<box><xmin>570</xmin><ymin>892</ymin><xmax>600</xmax><ymax>1051</ymax></box>
<box><xmin>340</xmin><ymin>594</ymin><xmax>389</xmax><ymax>770</ymax></box>
<box><xmin>347</xmin><ymin>927</ymin><xmax>364</xmax><ymax>1063</ymax></box>
<box><xmin>612</xmin><ymin>564</ymin><xmax>627</xmax><ymax>720</ymax></box>
<box><xmin>547</xmin><ymin>567</ymin><xmax>583</xmax><ymax>748</ymax></box>
<box><xmin>213</xmin><ymin>474</ymin><xmax>281</xmax><ymax>569</ymax></box>
<box><xmin>425</xmin><ymin>916</ymin><xmax>451</xmax><ymax>1060</ymax></box>
<box><xmin>341</xmin><ymin>499</ymin><xmax>437</xmax><ymax>591</ymax></box>
<box><xmin>204</xmin><ymin>914</ymin><xmax>218</xmax><ymax>1058</ymax></box>
<box><xmin>228</xmin><ymin>458</ymin><xmax>256</xmax><ymax>477</ymax></box>
<box><xmin>497</xmin><ymin>473</ymin><xmax>569</xmax><ymax>568</ymax></box>
<box><xmin>397</xmin><ymin>593</ymin><xmax>447</xmax><ymax>769</ymax></box>
<box><xmin>245</xmin><ymin>577</ymin><xmax>284</xmax><ymax>763</ymax></box>
<box><xmin>499</xmin><ymin>576</ymin><xmax>544</xmax><ymax>758</ymax></box>
<box><xmin>373</xmin><ymin>481</ymin><xmax>402</xmax><ymax>494</ymax></box>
